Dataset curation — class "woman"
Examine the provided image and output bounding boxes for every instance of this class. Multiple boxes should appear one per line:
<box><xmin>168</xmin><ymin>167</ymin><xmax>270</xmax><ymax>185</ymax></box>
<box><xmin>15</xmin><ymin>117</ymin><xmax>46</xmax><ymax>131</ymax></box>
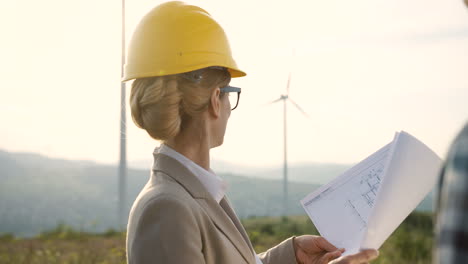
<box><xmin>123</xmin><ymin>2</ymin><xmax>378</xmax><ymax>264</ymax></box>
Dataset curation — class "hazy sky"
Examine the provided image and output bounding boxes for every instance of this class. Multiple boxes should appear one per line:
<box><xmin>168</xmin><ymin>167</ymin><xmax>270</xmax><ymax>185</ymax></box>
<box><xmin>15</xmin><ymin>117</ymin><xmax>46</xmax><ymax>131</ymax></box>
<box><xmin>1</xmin><ymin>0</ymin><xmax>467</xmax><ymax>167</ymax></box>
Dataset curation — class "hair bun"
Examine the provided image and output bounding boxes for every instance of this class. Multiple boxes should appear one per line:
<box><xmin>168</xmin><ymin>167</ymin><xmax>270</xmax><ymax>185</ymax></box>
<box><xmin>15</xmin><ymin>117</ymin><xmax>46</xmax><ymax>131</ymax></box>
<box><xmin>130</xmin><ymin>77</ymin><xmax>182</xmax><ymax>141</ymax></box>
<box><xmin>129</xmin><ymin>68</ymin><xmax>230</xmax><ymax>142</ymax></box>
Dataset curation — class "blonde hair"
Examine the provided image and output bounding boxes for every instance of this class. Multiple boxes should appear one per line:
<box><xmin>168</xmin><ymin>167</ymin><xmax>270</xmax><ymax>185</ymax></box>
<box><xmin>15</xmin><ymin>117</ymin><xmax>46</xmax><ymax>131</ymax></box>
<box><xmin>130</xmin><ymin>68</ymin><xmax>231</xmax><ymax>141</ymax></box>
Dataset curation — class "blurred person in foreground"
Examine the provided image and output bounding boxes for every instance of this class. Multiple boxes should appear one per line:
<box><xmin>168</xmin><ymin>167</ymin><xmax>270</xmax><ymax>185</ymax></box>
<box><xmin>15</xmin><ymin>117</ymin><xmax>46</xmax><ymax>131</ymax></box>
<box><xmin>123</xmin><ymin>1</ymin><xmax>378</xmax><ymax>264</ymax></box>
<box><xmin>433</xmin><ymin>2</ymin><xmax>468</xmax><ymax>263</ymax></box>
<box><xmin>435</xmin><ymin>122</ymin><xmax>468</xmax><ymax>264</ymax></box>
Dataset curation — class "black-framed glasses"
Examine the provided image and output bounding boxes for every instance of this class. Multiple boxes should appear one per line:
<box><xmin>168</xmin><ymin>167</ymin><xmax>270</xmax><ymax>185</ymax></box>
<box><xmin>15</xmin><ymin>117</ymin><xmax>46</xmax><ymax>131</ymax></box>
<box><xmin>220</xmin><ymin>85</ymin><xmax>241</xmax><ymax>110</ymax></box>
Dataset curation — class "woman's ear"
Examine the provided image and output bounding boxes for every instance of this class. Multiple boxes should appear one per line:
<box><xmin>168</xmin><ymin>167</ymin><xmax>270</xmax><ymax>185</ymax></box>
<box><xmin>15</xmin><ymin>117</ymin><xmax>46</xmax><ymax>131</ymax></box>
<box><xmin>209</xmin><ymin>88</ymin><xmax>221</xmax><ymax>118</ymax></box>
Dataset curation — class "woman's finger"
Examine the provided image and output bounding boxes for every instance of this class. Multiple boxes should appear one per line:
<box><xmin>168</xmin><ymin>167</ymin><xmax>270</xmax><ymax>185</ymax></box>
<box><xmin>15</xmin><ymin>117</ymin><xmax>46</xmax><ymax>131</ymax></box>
<box><xmin>347</xmin><ymin>249</ymin><xmax>379</xmax><ymax>263</ymax></box>
<box><xmin>320</xmin><ymin>250</ymin><xmax>343</xmax><ymax>264</ymax></box>
<box><xmin>315</xmin><ymin>237</ymin><xmax>340</xmax><ymax>252</ymax></box>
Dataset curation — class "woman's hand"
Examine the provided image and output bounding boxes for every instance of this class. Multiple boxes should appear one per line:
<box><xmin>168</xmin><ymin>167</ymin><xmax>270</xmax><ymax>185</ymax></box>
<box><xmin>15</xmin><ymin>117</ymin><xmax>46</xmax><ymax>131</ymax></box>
<box><xmin>293</xmin><ymin>235</ymin><xmax>379</xmax><ymax>264</ymax></box>
<box><xmin>328</xmin><ymin>249</ymin><xmax>379</xmax><ymax>264</ymax></box>
<box><xmin>293</xmin><ymin>235</ymin><xmax>344</xmax><ymax>264</ymax></box>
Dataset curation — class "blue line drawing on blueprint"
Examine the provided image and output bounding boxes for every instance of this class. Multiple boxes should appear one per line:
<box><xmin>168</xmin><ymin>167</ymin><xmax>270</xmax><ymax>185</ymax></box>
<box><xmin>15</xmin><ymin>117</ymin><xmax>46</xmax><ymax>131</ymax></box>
<box><xmin>344</xmin><ymin>162</ymin><xmax>385</xmax><ymax>231</ymax></box>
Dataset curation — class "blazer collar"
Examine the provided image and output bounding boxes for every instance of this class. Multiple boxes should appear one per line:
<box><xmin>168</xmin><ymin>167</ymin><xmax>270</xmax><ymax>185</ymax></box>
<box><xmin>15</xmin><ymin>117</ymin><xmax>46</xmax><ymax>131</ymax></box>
<box><xmin>151</xmin><ymin>153</ymin><xmax>255</xmax><ymax>264</ymax></box>
<box><xmin>152</xmin><ymin>152</ymin><xmax>210</xmax><ymax>200</ymax></box>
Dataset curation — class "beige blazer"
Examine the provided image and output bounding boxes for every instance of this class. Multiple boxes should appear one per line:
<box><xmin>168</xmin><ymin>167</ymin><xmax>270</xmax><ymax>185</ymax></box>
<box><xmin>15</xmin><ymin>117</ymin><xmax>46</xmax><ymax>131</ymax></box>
<box><xmin>126</xmin><ymin>153</ymin><xmax>297</xmax><ymax>264</ymax></box>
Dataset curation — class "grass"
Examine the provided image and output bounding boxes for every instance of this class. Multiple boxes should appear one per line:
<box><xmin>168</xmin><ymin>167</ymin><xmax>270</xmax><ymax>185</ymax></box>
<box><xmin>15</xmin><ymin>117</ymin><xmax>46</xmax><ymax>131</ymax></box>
<box><xmin>242</xmin><ymin>212</ymin><xmax>433</xmax><ymax>264</ymax></box>
<box><xmin>0</xmin><ymin>225</ymin><xmax>126</xmax><ymax>264</ymax></box>
<box><xmin>0</xmin><ymin>212</ymin><xmax>433</xmax><ymax>264</ymax></box>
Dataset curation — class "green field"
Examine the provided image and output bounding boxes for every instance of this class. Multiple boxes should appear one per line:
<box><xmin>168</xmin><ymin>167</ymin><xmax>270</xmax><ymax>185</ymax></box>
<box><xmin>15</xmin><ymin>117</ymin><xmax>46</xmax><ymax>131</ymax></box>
<box><xmin>0</xmin><ymin>212</ymin><xmax>433</xmax><ymax>264</ymax></box>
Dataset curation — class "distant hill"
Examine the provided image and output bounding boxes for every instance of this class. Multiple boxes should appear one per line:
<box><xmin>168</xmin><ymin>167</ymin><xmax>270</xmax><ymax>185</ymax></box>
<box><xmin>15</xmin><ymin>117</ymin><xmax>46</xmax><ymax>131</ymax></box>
<box><xmin>0</xmin><ymin>149</ymin><xmax>434</xmax><ymax>237</ymax></box>
<box><xmin>131</xmin><ymin>158</ymin><xmax>351</xmax><ymax>185</ymax></box>
<box><xmin>0</xmin><ymin>150</ymin><xmax>320</xmax><ymax>237</ymax></box>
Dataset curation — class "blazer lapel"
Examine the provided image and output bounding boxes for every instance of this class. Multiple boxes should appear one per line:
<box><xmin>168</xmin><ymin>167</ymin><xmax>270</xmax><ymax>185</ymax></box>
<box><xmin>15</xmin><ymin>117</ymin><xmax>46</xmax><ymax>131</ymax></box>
<box><xmin>219</xmin><ymin>197</ymin><xmax>255</xmax><ymax>253</ymax></box>
<box><xmin>198</xmin><ymin>198</ymin><xmax>255</xmax><ymax>263</ymax></box>
<box><xmin>152</xmin><ymin>153</ymin><xmax>255</xmax><ymax>264</ymax></box>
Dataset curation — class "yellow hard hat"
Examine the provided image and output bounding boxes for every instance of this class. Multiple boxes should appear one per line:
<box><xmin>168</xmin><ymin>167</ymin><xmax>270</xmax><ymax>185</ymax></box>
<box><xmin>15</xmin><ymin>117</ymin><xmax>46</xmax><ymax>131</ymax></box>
<box><xmin>122</xmin><ymin>1</ymin><xmax>246</xmax><ymax>82</ymax></box>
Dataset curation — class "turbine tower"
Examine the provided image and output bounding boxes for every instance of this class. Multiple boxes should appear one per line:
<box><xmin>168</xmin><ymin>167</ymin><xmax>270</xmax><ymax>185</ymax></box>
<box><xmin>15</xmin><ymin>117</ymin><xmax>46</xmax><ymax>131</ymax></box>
<box><xmin>268</xmin><ymin>73</ymin><xmax>309</xmax><ymax>216</ymax></box>
<box><xmin>118</xmin><ymin>0</ymin><xmax>127</xmax><ymax>230</ymax></box>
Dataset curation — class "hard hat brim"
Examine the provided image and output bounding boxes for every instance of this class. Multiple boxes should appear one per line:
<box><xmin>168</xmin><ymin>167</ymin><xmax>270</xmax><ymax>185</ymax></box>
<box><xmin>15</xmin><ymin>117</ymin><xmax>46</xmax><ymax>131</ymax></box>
<box><xmin>122</xmin><ymin>65</ymin><xmax>246</xmax><ymax>82</ymax></box>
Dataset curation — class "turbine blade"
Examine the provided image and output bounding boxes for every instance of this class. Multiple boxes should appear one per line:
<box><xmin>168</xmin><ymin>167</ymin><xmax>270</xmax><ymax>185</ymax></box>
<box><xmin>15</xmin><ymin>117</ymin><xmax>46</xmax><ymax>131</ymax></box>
<box><xmin>263</xmin><ymin>97</ymin><xmax>283</xmax><ymax>106</ymax></box>
<box><xmin>288</xmin><ymin>98</ymin><xmax>310</xmax><ymax>118</ymax></box>
<box><xmin>286</xmin><ymin>73</ymin><xmax>292</xmax><ymax>95</ymax></box>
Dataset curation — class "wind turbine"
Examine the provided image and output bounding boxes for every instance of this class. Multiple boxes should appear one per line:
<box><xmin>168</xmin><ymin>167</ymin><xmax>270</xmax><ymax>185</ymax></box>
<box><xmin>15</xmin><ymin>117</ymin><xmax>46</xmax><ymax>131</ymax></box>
<box><xmin>118</xmin><ymin>0</ymin><xmax>127</xmax><ymax>231</ymax></box>
<box><xmin>268</xmin><ymin>73</ymin><xmax>309</xmax><ymax>216</ymax></box>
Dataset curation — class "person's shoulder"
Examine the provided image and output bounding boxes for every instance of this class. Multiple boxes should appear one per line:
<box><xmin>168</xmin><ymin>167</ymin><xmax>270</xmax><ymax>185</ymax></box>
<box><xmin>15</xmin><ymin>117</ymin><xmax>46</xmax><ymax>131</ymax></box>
<box><xmin>455</xmin><ymin>122</ymin><xmax>468</xmax><ymax>141</ymax></box>
<box><xmin>129</xmin><ymin>171</ymin><xmax>199</xmax><ymax>221</ymax></box>
<box><xmin>141</xmin><ymin>176</ymin><xmax>190</xmax><ymax>204</ymax></box>
<box><xmin>449</xmin><ymin>122</ymin><xmax>468</xmax><ymax>160</ymax></box>
<box><xmin>126</xmin><ymin>174</ymin><xmax>204</xmax><ymax>262</ymax></box>
<box><xmin>139</xmin><ymin>191</ymin><xmax>196</xmax><ymax>220</ymax></box>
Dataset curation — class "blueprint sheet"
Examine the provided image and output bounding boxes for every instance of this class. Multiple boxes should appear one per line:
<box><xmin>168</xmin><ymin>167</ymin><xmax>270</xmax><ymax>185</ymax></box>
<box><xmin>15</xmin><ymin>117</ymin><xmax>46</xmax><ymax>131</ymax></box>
<box><xmin>360</xmin><ymin>131</ymin><xmax>442</xmax><ymax>250</ymax></box>
<box><xmin>301</xmin><ymin>143</ymin><xmax>392</xmax><ymax>254</ymax></box>
<box><xmin>300</xmin><ymin>131</ymin><xmax>442</xmax><ymax>255</ymax></box>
